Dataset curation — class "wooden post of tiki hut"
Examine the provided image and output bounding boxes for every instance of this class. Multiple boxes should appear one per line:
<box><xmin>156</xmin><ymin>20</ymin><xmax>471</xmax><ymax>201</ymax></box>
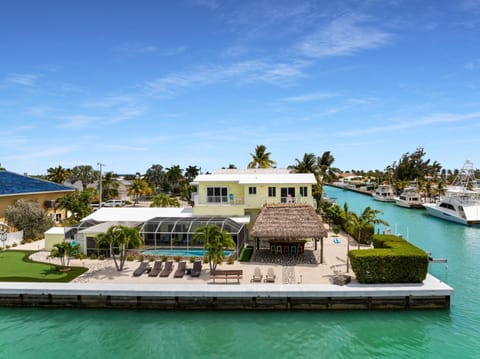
<box><xmin>250</xmin><ymin>204</ymin><xmax>328</xmax><ymax>263</ymax></box>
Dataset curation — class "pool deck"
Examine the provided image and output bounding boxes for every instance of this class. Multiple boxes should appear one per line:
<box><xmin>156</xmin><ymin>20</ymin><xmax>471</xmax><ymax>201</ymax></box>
<box><xmin>3</xmin><ymin>236</ymin><xmax>453</xmax><ymax>310</ymax></box>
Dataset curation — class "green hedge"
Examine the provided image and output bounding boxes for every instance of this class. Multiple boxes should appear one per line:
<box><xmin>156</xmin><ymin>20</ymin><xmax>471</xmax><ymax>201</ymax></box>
<box><xmin>238</xmin><ymin>247</ymin><xmax>253</xmax><ymax>262</ymax></box>
<box><xmin>349</xmin><ymin>223</ymin><xmax>375</xmax><ymax>244</ymax></box>
<box><xmin>349</xmin><ymin>234</ymin><xmax>429</xmax><ymax>284</ymax></box>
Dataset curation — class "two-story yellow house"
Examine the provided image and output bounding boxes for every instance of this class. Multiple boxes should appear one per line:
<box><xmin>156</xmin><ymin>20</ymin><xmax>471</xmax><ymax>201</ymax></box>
<box><xmin>191</xmin><ymin>168</ymin><xmax>316</xmax><ymax>219</ymax></box>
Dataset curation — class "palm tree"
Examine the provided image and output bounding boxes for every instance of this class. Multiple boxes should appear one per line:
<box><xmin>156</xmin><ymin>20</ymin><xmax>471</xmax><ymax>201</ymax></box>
<box><xmin>102</xmin><ymin>171</ymin><xmax>120</xmax><ymax>201</ymax></box>
<box><xmin>47</xmin><ymin>165</ymin><xmax>71</xmax><ymax>184</ymax></box>
<box><xmin>184</xmin><ymin>165</ymin><xmax>201</xmax><ymax>182</ymax></box>
<box><xmin>150</xmin><ymin>193</ymin><xmax>181</xmax><ymax>208</ymax></box>
<box><xmin>317</xmin><ymin>151</ymin><xmax>339</xmax><ymax>186</ymax></box>
<box><xmin>55</xmin><ymin>190</ymin><xmax>94</xmax><ymax>223</ymax></box>
<box><xmin>247</xmin><ymin>144</ymin><xmax>276</xmax><ymax>168</ymax></box>
<box><xmin>144</xmin><ymin>164</ymin><xmax>166</xmax><ymax>193</ymax></box>
<box><xmin>48</xmin><ymin>242</ymin><xmax>79</xmax><ymax>267</ymax></box>
<box><xmin>96</xmin><ymin>225</ymin><xmax>144</xmax><ymax>271</ymax></box>
<box><xmin>127</xmin><ymin>178</ymin><xmax>152</xmax><ymax>205</ymax></box>
<box><xmin>193</xmin><ymin>224</ymin><xmax>235</xmax><ymax>271</ymax></box>
<box><xmin>69</xmin><ymin>165</ymin><xmax>98</xmax><ymax>190</ymax></box>
<box><xmin>165</xmin><ymin>165</ymin><xmax>184</xmax><ymax>194</ymax></box>
<box><xmin>289</xmin><ymin>153</ymin><xmax>317</xmax><ymax>174</ymax></box>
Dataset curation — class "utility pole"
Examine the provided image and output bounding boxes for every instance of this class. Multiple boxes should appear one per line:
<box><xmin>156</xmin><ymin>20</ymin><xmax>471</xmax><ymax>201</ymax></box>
<box><xmin>97</xmin><ymin>162</ymin><xmax>105</xmax><ymax>207</ymax></box>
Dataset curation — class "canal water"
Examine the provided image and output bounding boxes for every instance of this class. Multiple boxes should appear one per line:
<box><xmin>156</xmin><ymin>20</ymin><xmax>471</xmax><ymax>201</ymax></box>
<box><xmin>0</xmin><ymin>185</ymin><xmax>478</xmax><ymax>358</ymax></box>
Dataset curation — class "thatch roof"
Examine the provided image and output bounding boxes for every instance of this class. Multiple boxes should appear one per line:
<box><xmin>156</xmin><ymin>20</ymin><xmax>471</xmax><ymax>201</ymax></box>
<box><xmin>250</xmin><ymin>204</ymin><xmax>328</xmax><ymax>239</ymax></box>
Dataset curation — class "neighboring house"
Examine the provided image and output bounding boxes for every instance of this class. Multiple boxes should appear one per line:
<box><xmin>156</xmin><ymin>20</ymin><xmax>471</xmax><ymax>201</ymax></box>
<box><xmin>0</xmin><ymin>171</ymin><xmax>74</xmax><ymax>224</ymax></box>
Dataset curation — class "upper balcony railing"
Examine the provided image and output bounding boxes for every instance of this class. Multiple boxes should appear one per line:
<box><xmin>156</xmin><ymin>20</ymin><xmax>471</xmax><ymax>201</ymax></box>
<box><xmin>192</xmin><ymin>194</ymin><xmax>314</xmax><ymax>207</ymax></box>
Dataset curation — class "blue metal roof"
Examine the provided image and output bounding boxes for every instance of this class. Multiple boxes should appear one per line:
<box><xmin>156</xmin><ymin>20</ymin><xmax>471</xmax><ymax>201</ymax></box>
<box><xmin>0</xmin><ymin>171</ymin><xmax>74</xmax><ymax>196</ymax></box>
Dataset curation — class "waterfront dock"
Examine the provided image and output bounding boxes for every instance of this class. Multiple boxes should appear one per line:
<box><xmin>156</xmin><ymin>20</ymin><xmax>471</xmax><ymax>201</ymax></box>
<box><xmin>0</xmin><ymin>274</ymin><xmax>452</xmax><ymax>310</ymax></box>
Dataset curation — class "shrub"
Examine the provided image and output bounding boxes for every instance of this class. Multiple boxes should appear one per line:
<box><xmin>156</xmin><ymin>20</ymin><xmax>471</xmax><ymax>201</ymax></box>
<box><xmin>12</xmin><ymin>242</ymin><xmax>18</xmax><ymax>247</ymax></box>
<box><xmin>238</xmin><ymin>247</ymin><xmax>253</xmax><ymax>262</ymax></box>
<box><xmin>352</xmin><ymin>223</ymin><xmax>375</xmax><ymax>245</ymax></box>
<box><xmin>173</xmin><ymin>255</ymin><xmax>181</xmax><ymax>262</ymax></box>
<box><xmin>203</xmin><ymin>255</ymin><xmax>209</xmax><ymax>264</ymax></box>
<box><xmin>227</xmin><ymin>256</ymin><xmax>235</xmax><ymax>265</ymax></box>
<box><xmin>78</xmin><ymin>253</ymin><xmax>86</xmax><ymax>260</ymax></box>
<box><xmin>149</xmin><ymin>256</ymin><xmax>155</xmax><ymax>262</ymax></box>
<box><xmin>161</xmin><ymin>255</ymin><xmax>168</xmax><ymax>262</ymax></box>
<box><xmin>5</xmin><ymin>245</ymin><xmax>11</xmax><ymax>249</ymax></box>
<box><xmin>138</xmin><ymin>254</ymin><xmax>144</xmax><ymax>262</ymax></box>
<box><xmin>189</xmin><ymin>256</ymin><xmax>196</xmax><ymax>264</ymax></box>
<box><xmin>349</xmin><ymin>234</ymin><xmax>428</xmax><ymax>284</ymax></box>
<box><xmin>98</xmin><ymin>254</ymin><xmax>105</xmax><ymax>260</ymax></box>
<box><xmin>89</xmin><ymin>253</ymin><xmax>97</xmax><ymax>260</ymax></box>
<box><xmin>126</xmin><ymin>254</ymin><xmax>135</xmax><ymax>261</ymax></box>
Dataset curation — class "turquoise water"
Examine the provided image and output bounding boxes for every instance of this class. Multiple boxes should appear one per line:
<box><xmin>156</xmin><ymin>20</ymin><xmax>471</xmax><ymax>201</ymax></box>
<box><xmin>143</xmin><ymin>248</ymin><xmax>232</xmax><ymax>257</ymax></box>
<box><xmin>1</xmin><ymin>186</ymin><xmax>479</xmax><ymax>358</ymax></box>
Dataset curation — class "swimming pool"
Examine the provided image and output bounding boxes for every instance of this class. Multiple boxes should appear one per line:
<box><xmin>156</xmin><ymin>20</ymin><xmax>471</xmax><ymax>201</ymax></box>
<box><xmin>143</xmin><ymin>248</ymin><xmax>232</xmax><ymax>257</ymax></box>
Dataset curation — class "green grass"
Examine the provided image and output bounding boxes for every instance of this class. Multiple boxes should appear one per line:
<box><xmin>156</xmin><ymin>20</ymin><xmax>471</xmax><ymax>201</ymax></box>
<box><xmin>0</xmin><ymin>250</ymin><xmax>88</xmax><ymax>282</ymax></box>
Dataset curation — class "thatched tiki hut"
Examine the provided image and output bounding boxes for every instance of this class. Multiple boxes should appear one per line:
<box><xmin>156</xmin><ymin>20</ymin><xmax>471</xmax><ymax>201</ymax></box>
<box><xmin>250</xmin><ymin>204</ymin><xmax>328</xmax><ymax>263</ymax></box>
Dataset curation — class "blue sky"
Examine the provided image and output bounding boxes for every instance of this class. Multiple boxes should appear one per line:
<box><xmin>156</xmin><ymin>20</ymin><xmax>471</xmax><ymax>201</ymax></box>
<box><xmin>1</xmin><ymin>0</ymin><xmax>480</xmax><ymax>175</ymax></box>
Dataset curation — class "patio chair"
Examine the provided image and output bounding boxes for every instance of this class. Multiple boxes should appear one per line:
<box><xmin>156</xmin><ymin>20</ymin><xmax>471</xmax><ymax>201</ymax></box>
<box><xmin>148</xmin><ymin>261</ymin><xmax>163</xmax><ymax>277</ymax></box>
<box><xmin>133</xmin><ymin>262</ymin><xmax>151</xmax><ymax>277</ymax></box>
<box><xmin>190</xmin><ymin>261</ymin><xmax>202</xmax><ymax>277</ymax></box>
<box><xmin>174</xmin><ymin>261</ymin><xmax>186</xmax><ymax>278</ymax></box>
<box><xmin>159</xmin><ymin>260</ymin><xmax>174</xmax><ymax>277</ymax></box>
<box><xmin>251</xmin><ymin>267</ymin><xmax>263</xmax><ymax>283</ymax></box>
<box><xmin>264</xmin><ymin>267</ymin><xmax>276</xmax><ymax>283</ymax></box>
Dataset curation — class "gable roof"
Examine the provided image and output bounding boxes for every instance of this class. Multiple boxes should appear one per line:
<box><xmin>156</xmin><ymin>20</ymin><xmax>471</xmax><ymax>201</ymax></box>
<box><xmin>0</xmin><ymin>171</ymin><xmax>74</xmax><ymax>196</ymax></box>
<box><xmin>251</xmin><ymin>204</ymin><xmax>327</xmax><ymax>239</ymax></box>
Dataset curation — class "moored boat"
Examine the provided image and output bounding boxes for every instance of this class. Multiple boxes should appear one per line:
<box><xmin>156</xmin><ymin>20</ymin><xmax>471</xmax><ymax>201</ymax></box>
<box><xmin>395</xmin><ymin>187</ymin><xmax>424</xmax><ymax>209</ymax></box>
<box><xmin>373</xmin><ymin>184</ymin><xmax>395</xmax><ymax>202</ymax></box>
<box><xmin>423</xmin><ymin>160</ymin><xmax>480</xmax><ymax>225</ymax></box>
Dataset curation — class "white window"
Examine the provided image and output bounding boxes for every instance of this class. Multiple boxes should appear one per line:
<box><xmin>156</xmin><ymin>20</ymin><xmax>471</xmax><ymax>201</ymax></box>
<box><xmin>207</xmin><ymin>187</ymin><xmax>228</xmax><ymax>203</ymax></box>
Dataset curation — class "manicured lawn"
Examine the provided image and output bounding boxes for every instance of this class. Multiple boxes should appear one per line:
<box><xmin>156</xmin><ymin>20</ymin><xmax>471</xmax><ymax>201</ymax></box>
<box><xmin>0</xmin><ymin>250</ymin><xmax>88</xmax><ymax>282</ymax></box>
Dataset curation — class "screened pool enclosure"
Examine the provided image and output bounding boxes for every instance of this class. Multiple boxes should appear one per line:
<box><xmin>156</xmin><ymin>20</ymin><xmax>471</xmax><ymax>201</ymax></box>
<box><xmin>140</xmin><ymin>216</ymin><xmax>247</xmax><ymax>252</ymax></box>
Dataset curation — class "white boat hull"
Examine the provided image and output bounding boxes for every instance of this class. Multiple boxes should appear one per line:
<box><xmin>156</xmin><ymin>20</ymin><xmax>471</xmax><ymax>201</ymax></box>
<box><xmin>423</xmin><ymin>203</ymin><xmax>480</xmax><ymax>225</ymax></box>
<box><xmin>395</xmin><ymin>198</ymin><xmax>424</xmax><ymax>208</ymax></box>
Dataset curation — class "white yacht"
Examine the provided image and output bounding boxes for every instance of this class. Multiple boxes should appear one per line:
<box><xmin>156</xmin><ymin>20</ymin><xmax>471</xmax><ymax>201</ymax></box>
<box><xmin>372</xmin><ymin>184</ymin><xmax>395</xmax><ymax>202</ymax></box>
<box><xmin>395</xmin><ymin>187</ymin><xmax>424</xmax><ymax>209</ymax></box>
<box><xmin>423</xmin><ymin>161</ymin><xmax>480</xmax><ymax>225</ymax></box>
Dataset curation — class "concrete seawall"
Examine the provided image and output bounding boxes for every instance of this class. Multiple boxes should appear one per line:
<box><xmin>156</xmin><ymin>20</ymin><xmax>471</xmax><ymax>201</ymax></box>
<box><xmin>0</xmin><ymin>274</ymin><xmax>452</xmax><ymax>310</ymax></box>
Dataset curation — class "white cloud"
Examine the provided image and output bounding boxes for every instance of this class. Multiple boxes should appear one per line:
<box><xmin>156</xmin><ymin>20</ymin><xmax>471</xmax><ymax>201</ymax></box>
<box><xmin>57</xmin><ymin>115</ymin><xmax>102</xmax><ymax>129</ymax></box>
<box><xmin>142</xmin><ymin>60</ymin><xmax>306</xmax><ymax>96</ymax></box>
<box><xmin>6</xmin><ymin>73</ymin><xmax>40</xmax><ymax>86</ymax></box>
<box><xmin>297</xmin><ymin>15</ymin><xmax>391</xmax><ymax>58</ymax></box>
<box><xmin>83</xmin><ymin>96</ymin><xmax>136</xmax><ymax>108</ymax></box>
<box><xmin>465</xmin><ymin>59</ymin><xmax>480</xmax><ymax>70</ymax></box>
<box><xmin>114</xmin><ymin>43</ymin><xmax>186</xmax><ymax>56</ymax></box>
<box><xmin>339</xmin><ymin>112</ymin><xmax>480</xmax><ymax>136</ymax></box>
<box><xmin>283</xmin><ymin>92</ymin><xmax>338</xmax><ymax>102</ymax></box>
<box><xmin>4</xmin><ymin>145</ymin><xmax>76</xmax><ymax>161</ymax></box>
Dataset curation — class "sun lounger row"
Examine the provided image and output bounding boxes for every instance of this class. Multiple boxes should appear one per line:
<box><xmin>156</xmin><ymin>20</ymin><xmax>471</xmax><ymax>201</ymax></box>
<box><xmin>133</xmin><ymin>260</ymin><xmax>203</xmax><ymax>278</ymax></box>
<box><xmin>250</xmin><ymin>267</ymin><xmax>276</xmax><ymax>283</ymax></box>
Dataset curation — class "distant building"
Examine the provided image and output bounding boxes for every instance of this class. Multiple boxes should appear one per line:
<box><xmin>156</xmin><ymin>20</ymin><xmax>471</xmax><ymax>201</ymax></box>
<box><xmin>0</xmin><ymin>171</ymin><xmax>74</xmax><ymax>224</ymax></box>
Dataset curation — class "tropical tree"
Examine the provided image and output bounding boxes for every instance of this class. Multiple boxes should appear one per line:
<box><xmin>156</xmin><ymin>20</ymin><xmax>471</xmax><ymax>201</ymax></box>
<box><xmin>101</xmin><ymin>171</ymin><xmax>120</xmax><ymax>200</ymax></box>
<box><xmin>184</xmin><ymin>165</ymin><xmax>201</xmax><ymax>182</ymax></box>
<box><xmin>144</xmin><ymin>164</ymin><xmax>166</xmax><ymax>193</ymax></box>
<box><xmin>48</xmin><ymin>241</ymin><xmax>79</xmax><ymax>267</ymax></box>
<box><xmin>289</xmin><ymin>153</ymin><xmax>318</xmax><ymax>174</ymax></box>
<box><xmin>150</xmin><ymin>193</ymin><xmax>181</xmax><ymax>208</ymax></box>
<box><xmin>193</xmin><ymin>224</ymin><xmax>235</xmax><ymax>271</ymax></box>
<box><xmin>69</xmin><ymin>165</ymin><xmax>98</xmax><ymax>190</ymax></box>
<box><xmin>248</xmin><ymin>144</ymin><xmax>276</xmax><ymax>168</ymax></box>
<box><xmin>96</xmin><ymin>225</ymin><xmax>144</xmax><ymax>271</ymax></box>
<box><xmin>46</xmin><ymin>165</ymin><xmax>71</xmax><ymax>184</ymax></box>
<box><xmin>56</xmin><ymin>189</ymin><xmax>95</xmax><ymax>223</ymax></box>
<box><xmin>4</xmin><ymin>200</ymin><xmax>53</xmax><ymax>240</ymax></box>
<box><xmin>317</xmin><ymin>151</ymin><xmax>339</xmax><ymax>187</ymax></box>
<box><xmin>165</xmin><ymin>165</ymin><xmax>184</xmax><ymax>194</ymax></box>
<box><xmin>127</xmin><ymin>178</ymin><xmax>152</xmax><ymax>205</ymax></box>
